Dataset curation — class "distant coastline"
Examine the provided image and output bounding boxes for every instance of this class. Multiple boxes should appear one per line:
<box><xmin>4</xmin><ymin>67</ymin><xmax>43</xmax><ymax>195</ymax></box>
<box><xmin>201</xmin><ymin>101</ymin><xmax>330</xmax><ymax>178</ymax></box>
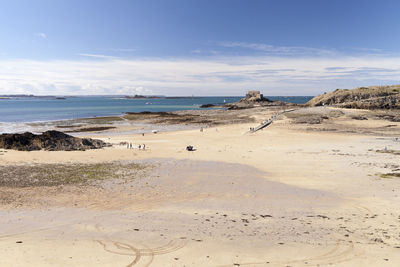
<box><xmin>124</xmin><ymin>94</ymin><xmax>164</xmax><ymax>99</ymax></box>
<box><xmin>0</xmin><ymin>94</ymin><xmax>69</xmax><ymax>99</ymax></box>
<box><xmin>0</xmin><ymin>94</ymin><xmax>232</xmax><ymax>100</ymax></box>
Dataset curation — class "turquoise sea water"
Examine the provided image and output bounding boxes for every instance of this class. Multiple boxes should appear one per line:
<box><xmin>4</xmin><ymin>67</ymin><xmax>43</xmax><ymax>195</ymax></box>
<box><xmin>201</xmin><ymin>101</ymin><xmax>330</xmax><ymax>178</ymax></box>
<box><xmin>0</xmin><ymin>96</ymin><xmax>313</xmax><ymax>123</ymax></box>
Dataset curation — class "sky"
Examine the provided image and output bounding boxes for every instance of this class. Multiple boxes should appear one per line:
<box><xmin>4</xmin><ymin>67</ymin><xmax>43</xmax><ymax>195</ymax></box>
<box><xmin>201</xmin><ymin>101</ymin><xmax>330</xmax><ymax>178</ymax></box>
<box><xmin>0</xmin><ymin>0</ymin><xmax>400</xmax><ymax>96</ymax></box>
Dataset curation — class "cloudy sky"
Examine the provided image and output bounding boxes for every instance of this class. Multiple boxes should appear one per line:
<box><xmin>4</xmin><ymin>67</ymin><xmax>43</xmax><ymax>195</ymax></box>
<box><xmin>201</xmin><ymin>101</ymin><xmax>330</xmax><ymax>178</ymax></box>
<box><xmin>1</xmin><ymin>0</ymin><xmax>400</xmax><ymax>96</ymax></box>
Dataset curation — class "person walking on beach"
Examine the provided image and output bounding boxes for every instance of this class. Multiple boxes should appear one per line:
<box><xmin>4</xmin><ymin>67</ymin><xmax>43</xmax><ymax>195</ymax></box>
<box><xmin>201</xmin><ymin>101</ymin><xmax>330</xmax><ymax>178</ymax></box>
<box><xmin>130</xmin><ymin>143</ymin><xmax>133</xmax><ymax>149</ymax></box>
<box><xmin>143</xmin><ymin>144</ymin><xmax>146</xmax><ymax>150</ymax></box>
<box><xmin>138</xmin><ymin>144</ymin><xmax>141</xmax><ymax>150</ymax></box>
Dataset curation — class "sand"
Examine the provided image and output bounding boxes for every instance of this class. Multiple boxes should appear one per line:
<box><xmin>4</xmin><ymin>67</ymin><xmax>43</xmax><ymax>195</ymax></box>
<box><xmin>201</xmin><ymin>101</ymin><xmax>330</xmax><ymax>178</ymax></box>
<box><xmin>0</xmin><ymin>107</ymin><xmax>400</xmax><ymax>266</ymax></box>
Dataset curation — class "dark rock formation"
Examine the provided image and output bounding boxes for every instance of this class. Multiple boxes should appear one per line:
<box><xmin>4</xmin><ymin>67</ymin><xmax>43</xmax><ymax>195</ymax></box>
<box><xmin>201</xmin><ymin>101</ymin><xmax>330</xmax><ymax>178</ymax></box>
<box><xmin>199</xmin><ymin>104</ymin><xmax>216</xmax><ymax>108</ymax></box>
<box><xmin>65</xmin><ymin>126</ymin><xmax>116</xmax><ymax>133</ymax></box>
<box><xmin>307</xmin><ymin>85</ymin><xmax>400</xmax><ymax>109</ymax></box>
<box><xmin>351</xmin><ymin>115</ymin><xmax>368</xmax><ymax>120</ymax></box>
<box><xmin>0</xmin><ymin>130</ymin><xmax>110</xmax><ymax>151</ymax></box>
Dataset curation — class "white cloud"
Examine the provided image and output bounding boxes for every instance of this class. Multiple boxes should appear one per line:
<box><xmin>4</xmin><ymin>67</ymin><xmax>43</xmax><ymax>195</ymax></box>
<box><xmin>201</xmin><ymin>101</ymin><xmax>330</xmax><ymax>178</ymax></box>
<box><xmin>34</xmin><ymin>32</ymin><xmax>47</xmax><ymax>39</ymax></box>
<box><xmin>191</xmin><ymin>49</ymin><xmax>219</xmax><ymax>55</ymax></box>
<box><xmin>99</xmin><ymin>48</ymin><xmax>137</xmax><ymax>52</ymax></box>
<box><xmin>218</xmin><ymin>41</ymin><xmax>336</xmax><ymax>56</ymax></box>
<box><xmin>0</xmin><ymin>55</ymin><xmax>399</xmax><ymax>96</ymax></box>
<box><xmin>77</xmin><ymin>53</ymin><xmax>118</xmax><ymax>59</ymax></box>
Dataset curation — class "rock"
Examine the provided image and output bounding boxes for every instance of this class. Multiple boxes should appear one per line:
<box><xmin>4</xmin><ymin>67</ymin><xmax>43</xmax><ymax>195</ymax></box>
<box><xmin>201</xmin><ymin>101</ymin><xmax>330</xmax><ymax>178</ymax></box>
<box><xmin>65</xmin><ymin>126</ymin><xmax>116</xmax><ymax>133</ymax></box>
<box><xmin>199</xmin><ymin>104</ymin><xmax>216</xmax><ymax>108</ymax></box>
<box><xmin>351</xmin><ymin>115</ymin><xmax>368</xmax><ymax>120</ymax></box>
<box><xmin>225</xmin><ymin>90</ymin><xmax>290</xmax><ymax>109</ymax></box>
<box><xmin>0</xmin><ymin>130</ymin><xmax>110</xmax><ymax>151</ymax></box>
<box><xmin>240</xmin><ymin>90</ymin><xmax>271</xmax><ymax>102</ymax></box>
<box><xmin>307</xmin><ymin>85</ymin><xmax>400</xmax><ymax>109</ymax></box>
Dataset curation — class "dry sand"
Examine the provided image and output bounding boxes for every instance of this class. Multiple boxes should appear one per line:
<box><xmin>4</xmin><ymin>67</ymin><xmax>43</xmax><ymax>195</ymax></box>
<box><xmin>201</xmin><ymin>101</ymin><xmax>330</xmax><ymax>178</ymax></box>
<box><xmin>0</xmin><ymin>107</ymin><xmax>400</xmax><ymax>266</ymax></box>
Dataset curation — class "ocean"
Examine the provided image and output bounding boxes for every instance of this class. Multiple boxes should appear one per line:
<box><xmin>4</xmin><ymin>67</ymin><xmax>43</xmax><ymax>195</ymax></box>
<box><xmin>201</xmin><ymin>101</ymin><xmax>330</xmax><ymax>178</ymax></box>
<box><xmin>0</xmin><ymin>96</ymin><xmax>313</xmax><ymax>124</ymax></box>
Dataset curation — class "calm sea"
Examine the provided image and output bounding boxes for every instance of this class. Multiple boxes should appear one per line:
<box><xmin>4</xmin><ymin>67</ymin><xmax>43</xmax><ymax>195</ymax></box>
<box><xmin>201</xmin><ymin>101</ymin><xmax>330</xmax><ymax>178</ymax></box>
<box><xmin>0</xmin><ymin>96</ymin><xmax>312</xmax><ymax>123</ymax></box>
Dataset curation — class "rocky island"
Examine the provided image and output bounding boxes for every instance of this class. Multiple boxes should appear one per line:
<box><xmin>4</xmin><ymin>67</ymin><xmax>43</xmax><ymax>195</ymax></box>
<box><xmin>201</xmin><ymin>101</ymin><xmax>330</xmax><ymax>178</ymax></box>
<box><xmin>224</xmin><ymin>90</ymin><xmax>291</xmax><ymax>109</ymax></box>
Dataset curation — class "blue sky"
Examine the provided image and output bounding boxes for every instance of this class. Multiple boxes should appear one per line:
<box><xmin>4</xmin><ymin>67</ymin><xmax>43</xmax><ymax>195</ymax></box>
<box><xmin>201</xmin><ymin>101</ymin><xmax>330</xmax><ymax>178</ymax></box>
<box><xmin>1</xmin><ymin>0</ymin><xmax>400</xmax><ymax>95</ymax></box>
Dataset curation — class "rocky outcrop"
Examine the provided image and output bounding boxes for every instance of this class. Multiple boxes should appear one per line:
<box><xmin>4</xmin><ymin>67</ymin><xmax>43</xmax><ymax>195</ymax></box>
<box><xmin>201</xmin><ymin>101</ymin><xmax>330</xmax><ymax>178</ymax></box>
<box><xmin>0</xmin><ymin>130</ymin><xmax>110</xmax><ymax>151</ymax></box>
<box><xmin>225</xmin><ymin>90</ymin><xmax>290</xmax><ymax>110</ymax></box>
<box><xmin>307</xmin><ymin>85</ymin><xmax>400</xmax><ymax>109</ymax></box>
<box><xmin>241</xmin><ymin>90</ymin><xmax>271</xmax><ymax>102</ymax></box>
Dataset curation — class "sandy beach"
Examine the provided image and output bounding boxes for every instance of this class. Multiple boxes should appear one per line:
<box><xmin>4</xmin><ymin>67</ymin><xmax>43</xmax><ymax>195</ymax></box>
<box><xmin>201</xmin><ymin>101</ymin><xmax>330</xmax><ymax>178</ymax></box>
<box><xmin>1</xmin><ymin>106</ymin><xmax>400</xmax><ymax>266</ymax></box>
<box><xmin>3</xmin><ymin>0</ymin><xmax>400</xmax><ymax>265</ymax></box>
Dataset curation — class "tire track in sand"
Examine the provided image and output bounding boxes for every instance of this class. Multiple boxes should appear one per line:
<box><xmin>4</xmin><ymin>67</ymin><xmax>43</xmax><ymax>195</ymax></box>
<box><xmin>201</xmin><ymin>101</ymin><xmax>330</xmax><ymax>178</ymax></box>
<box><xmin>95</xmin><ymin>238</ymin><xmax>187</xmax><ymax>266</ymax></box>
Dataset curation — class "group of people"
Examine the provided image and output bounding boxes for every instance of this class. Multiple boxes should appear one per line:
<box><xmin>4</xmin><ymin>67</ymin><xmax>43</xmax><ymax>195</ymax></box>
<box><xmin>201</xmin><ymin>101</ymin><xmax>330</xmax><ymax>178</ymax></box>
<box><xmin>126</xmin><ymin>142</ymin><xmax>146</xmax><ymax>150</ymax></box>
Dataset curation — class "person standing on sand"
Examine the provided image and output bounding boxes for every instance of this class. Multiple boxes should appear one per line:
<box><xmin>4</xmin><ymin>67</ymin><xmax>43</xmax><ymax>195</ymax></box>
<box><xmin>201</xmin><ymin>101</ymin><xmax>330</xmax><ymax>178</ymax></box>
<box><xmin>143</xmin><ymin>144</ymin><xmax>146</xmax><ymax>150</ymax></box>
<box><xmin>138</xmin><ymin>144</ymin><xmax>141</xmax><ymax>149</ymax></box>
